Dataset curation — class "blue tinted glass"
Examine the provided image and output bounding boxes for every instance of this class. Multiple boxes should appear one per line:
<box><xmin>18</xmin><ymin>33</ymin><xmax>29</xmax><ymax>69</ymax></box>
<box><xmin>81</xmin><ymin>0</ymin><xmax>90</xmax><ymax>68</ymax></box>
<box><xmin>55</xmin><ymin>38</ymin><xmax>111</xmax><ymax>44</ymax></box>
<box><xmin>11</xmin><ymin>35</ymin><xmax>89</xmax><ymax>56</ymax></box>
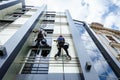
<box><xmin>75</xmin><ymin>23</ymin><xmax>118</xmax><ymax>80</ymax></box>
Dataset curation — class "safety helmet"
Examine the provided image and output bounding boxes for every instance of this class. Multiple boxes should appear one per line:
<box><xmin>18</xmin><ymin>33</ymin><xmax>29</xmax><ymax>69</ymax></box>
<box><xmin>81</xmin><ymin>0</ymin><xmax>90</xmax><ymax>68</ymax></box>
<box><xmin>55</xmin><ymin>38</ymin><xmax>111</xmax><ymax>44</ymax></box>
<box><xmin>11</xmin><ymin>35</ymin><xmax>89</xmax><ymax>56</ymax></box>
<box><xmin>59</xmin><ymin>35</ymin><xmax>63</xmax><ymax>37</ymax></box>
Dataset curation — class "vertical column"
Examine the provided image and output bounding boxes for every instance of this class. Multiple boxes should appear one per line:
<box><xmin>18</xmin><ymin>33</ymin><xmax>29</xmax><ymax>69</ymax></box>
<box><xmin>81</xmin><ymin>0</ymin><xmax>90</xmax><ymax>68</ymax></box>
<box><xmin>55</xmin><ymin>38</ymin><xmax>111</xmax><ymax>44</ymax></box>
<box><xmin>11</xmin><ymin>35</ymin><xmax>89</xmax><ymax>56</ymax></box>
<box><xmin>66</xmin><ymin>10</ymin><xmax>99</xmax><ymax>80</ymax></box>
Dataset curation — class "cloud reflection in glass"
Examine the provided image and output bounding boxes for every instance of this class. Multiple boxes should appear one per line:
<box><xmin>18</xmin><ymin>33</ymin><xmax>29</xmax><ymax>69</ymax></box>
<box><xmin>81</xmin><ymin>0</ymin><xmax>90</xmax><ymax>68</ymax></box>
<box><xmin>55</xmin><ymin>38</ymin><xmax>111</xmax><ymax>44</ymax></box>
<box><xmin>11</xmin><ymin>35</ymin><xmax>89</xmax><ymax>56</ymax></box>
<box><xmin>77</xmin><ymin>24</ymin><xmax>118</xmax><ymax>80</ymax></box>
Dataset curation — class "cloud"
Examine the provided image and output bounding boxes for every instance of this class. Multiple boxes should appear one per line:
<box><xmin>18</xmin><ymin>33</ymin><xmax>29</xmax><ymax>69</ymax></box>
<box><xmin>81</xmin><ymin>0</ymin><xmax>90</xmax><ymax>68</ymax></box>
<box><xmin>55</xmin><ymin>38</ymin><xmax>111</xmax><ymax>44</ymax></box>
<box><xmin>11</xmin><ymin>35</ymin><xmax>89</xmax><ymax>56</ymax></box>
<box><xmin>82</xmin><ymin>0</ymin><xmax>109</xmax><ymax>23</ymax></box>
<box><xmin>75</xmin><ymin>0</ymin><xmax>120</xmax><ymax>30</ymax></box>
<box><xmin>100</xmin><ymin>0</ymin><xmax>120</xmax><ymax>30</ymax></box>
<box><xmin>104</xmin><ymin>8</ymin><xmax>120</xmax><ymax>29</ymax></box>
<box><xmin>111</xmin><ymin>0</ymin><xmax>120</xmax><ymax>7</ymax></box>
<box><xmin>25</xmin><ymin>0</ymin><xmax>120</xmax><ymax>30</ymax></box>
<box><xmin>104</xmin><ymin>13</ymin><xmax>115</xmax><ymax>28</ymax></box>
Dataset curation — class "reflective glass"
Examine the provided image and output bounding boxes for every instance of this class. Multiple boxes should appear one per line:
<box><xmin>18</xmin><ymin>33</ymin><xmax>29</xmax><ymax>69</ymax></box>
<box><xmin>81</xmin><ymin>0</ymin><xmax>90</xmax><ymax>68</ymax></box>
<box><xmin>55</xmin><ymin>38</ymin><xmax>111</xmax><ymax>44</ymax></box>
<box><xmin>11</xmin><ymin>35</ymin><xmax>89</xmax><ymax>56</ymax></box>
<box><xmin>75</xmin><ymin>23</ymin><xmax>118</xmax><ymax>80</ymax></box>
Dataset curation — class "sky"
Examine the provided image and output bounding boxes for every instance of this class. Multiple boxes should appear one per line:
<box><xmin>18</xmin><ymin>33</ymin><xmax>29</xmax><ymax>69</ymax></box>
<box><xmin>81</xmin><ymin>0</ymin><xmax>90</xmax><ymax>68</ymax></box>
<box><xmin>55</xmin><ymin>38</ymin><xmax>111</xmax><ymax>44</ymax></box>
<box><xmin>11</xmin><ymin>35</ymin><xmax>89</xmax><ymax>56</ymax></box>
<box><xmin>25</xmin><ymin>0</ymin><xmax>120</xmax><ymax>30</ymax></box>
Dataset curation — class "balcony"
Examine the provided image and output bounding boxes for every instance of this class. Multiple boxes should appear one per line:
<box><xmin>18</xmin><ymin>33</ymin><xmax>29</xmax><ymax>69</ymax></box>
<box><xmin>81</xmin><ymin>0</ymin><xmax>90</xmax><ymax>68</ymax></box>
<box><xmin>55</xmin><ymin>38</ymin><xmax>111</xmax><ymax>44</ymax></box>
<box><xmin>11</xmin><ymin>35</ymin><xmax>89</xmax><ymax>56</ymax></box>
<box><xmin>109</xmin><ymin>42</ymin><xmax>120</xmax><ymax>61</ymax></box>
<box><xmin>109</xmin><ymin>42</ymin><xmax>120</xmax><ymax>48</ymax></box>
<box><xmin>116</xmin><ymin>54</ymin><xmax>120</xmax><ymax>61</ymax></box>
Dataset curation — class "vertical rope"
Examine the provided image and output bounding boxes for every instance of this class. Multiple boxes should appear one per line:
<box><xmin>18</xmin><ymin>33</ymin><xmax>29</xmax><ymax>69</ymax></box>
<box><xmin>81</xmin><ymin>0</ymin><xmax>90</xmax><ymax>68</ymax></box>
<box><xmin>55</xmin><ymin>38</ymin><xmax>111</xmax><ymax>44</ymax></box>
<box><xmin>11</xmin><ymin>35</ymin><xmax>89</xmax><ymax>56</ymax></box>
<box><xmin>59</xmin><ymin>12</ymin><xmax>65</xmax><ymax>80</ymax></box>
<box><xmin>60</xmin><ymin>12</ymin><xmax>62</xmax><ymax>35</ymax></box>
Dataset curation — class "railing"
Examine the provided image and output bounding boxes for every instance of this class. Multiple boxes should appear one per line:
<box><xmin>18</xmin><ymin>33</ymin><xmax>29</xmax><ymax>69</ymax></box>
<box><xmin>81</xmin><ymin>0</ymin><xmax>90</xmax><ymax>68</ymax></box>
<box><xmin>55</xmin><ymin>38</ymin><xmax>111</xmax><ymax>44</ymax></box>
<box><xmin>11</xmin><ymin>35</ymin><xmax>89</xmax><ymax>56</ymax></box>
<box><xmin>19</xmin><ymin>56</ymin><xmax>80</xmax><ymax>74</ymax></box>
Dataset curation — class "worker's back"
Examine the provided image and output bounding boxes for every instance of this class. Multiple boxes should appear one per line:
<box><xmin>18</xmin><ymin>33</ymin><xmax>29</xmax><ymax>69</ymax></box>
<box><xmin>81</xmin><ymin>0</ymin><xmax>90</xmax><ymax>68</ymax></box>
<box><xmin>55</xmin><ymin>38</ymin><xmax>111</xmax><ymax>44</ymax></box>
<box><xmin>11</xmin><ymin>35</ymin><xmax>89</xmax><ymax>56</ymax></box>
<box><xmin>57</xmin><ymin>36</ymin><xmax>65</xmax><ymax>47</ymax></box>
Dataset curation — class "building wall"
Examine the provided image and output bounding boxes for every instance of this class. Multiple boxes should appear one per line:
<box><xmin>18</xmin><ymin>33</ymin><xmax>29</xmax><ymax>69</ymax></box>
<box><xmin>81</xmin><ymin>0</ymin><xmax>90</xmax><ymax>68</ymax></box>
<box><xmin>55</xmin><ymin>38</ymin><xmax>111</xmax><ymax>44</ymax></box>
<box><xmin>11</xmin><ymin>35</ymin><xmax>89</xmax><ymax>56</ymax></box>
<box><xmin>0</xmin><ymin>3</ymin><xmax>22</xmax><ymax>19</ymax></box>
<box><xmin>2</xmin><ymin>9</ymin><xmax>46</xmax><ymax>80</ymax></box>
<box><xmin>0</xmin><ymin>5</ymin><xmax>47</xmax><ymax>79</ymax></box>
<box><xmin>0</xmin><ymin>7</ymin><xmax>39</xmax><ymax>45</ymax></box>
<box><xmin>90</xmin><ymin>23</ymin><xmax>120</xmax><ymax>62</ymax></box>
<box><xmin>73</xmin><ymin>21</ymin><xmax>118</xmax><ymax>80</ymax></box>
<box><xmin>2</xmin><ymin>37</ymin><xmax>30</xmax><ymax>80</ymax></box>
<box><xmin>90</xmin><ymin>22</ymin><xmax>120</xmax><ymax>79</ymax></box>
<box><xmin>49</xmin><ymin>12</ymin><xmax>81</xmax><ymax>74</ymax></box>
<box><xmin>13</xmin><ymin>11</ymin><xmax>84</xmax><ymax>80</ymax></box>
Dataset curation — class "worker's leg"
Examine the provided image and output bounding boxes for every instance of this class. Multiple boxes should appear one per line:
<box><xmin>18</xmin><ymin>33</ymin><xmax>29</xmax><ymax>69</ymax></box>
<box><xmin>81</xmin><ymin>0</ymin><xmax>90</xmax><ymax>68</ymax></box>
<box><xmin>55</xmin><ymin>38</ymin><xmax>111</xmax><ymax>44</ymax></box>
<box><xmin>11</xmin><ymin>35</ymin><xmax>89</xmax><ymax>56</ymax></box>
<box><xmin>55</xmin><ymin>47</ymin><xmax>61</xmax><ymax>57</ymax></box>
<box><xmin>63</xmin><ymin>47</ymin><xmax>71</xmax><ymax>59</ymax></box>
<box><xmin>36</xmin><ymin>40</ymin><xmax>40</xmax><ymax>47</ymax></box>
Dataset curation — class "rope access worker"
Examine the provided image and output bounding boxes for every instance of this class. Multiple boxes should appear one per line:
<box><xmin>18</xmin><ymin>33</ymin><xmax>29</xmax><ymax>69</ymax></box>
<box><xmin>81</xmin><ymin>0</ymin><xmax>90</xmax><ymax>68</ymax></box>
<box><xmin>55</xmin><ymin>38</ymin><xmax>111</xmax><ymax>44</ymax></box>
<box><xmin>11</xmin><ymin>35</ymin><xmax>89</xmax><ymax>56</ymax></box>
<box><xmin>54</xmin><ymin>35</ymin><xmax>71</xmax><ymax>60</ymax></box>
<box><xmin>35</xmin><ymin>29</ymin><xmax>48</xmax><ymax>47</ymax></box>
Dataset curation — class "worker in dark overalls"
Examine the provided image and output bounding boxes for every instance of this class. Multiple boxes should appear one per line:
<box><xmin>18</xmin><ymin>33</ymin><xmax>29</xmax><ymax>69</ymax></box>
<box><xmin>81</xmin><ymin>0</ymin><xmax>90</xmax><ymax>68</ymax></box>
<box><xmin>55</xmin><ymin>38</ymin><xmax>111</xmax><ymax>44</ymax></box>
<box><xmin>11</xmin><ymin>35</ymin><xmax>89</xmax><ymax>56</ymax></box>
<box><xmin>35</xmin><ymin>29</ymin><xmax>48</xmax><ymax>47</ymax></box>
<box><xmin>54</xmin><ymin>35</ymin><xmax>71</xmax><ymax>60</ymax></box>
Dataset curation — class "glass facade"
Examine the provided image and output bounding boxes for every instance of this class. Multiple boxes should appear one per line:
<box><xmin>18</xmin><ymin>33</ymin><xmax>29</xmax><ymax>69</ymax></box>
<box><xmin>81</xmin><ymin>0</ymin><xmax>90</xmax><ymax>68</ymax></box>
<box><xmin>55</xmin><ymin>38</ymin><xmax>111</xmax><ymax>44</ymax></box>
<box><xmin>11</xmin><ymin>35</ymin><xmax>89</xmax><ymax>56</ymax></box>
<box><xmin>75</xmin><ymin>22</ymin><xmax>118</xmax><ymax>80</ymax></box>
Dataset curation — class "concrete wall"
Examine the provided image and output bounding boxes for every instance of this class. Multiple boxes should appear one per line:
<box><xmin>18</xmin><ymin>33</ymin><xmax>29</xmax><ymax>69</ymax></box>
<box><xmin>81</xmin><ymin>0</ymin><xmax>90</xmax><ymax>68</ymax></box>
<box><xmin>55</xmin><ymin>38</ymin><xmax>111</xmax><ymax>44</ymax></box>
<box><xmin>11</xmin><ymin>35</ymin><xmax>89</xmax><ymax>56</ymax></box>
<box><xmin>0</xmin><ymin>3</ymin><xmax>22</xmax><ymax>19</ymax></box>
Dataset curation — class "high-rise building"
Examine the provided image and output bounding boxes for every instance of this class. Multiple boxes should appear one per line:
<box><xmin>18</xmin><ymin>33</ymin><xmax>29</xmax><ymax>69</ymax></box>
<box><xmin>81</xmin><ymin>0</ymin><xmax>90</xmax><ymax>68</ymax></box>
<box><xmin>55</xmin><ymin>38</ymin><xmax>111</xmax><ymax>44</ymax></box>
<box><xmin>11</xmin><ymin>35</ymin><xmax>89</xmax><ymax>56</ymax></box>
<box><xmin>0</xmin><ymin>1</ymin><xmax>120</xmax><ymax>80</ymax></box>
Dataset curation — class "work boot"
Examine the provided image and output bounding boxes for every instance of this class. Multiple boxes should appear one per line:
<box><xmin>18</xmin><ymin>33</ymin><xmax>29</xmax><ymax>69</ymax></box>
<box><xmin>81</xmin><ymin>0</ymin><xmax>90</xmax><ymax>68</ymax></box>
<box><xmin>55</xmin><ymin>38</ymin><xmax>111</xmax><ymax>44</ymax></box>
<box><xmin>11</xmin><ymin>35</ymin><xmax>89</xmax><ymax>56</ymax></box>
<box><xmin>67</xmin><ymin>55</ymin><xmax>71</xmax><ymax>60</ymax></box>
<box><xmin>45</xmin><ymin>44</ymin><xmax>50</xmax><ymax>48</ymax></box>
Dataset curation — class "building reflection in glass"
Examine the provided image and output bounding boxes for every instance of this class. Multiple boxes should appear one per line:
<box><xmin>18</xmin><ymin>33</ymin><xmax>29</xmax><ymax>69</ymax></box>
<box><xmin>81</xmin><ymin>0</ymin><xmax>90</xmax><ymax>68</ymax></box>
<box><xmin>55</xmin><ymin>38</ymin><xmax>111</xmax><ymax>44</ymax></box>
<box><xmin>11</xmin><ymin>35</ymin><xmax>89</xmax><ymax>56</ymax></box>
<box><xmin>75</xmin><ymin>23</ymin><xmax>118</xmax><ymax>80</ymax></box>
